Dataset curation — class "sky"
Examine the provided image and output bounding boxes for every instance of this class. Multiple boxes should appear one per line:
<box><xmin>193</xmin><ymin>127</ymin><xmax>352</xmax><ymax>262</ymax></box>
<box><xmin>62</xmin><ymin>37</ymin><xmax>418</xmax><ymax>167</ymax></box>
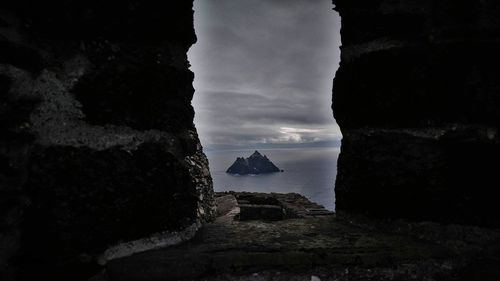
<box><xmin>188</xmin><ymin>0</ymin><xmax>342</xmax><ymax>149</ymax></box>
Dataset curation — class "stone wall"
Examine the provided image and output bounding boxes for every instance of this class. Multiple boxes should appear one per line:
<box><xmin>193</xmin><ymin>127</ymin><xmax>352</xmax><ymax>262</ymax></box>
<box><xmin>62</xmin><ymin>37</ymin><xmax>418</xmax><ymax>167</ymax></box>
<box><xmin>0</xmin><ymin>1</ymin><xmax>214</xmax><ymax>280</ymax></box>
<box><xmin>333</xmin><ymin>0</ymin><xmax>500</xmax><ymax>226</ymax></box>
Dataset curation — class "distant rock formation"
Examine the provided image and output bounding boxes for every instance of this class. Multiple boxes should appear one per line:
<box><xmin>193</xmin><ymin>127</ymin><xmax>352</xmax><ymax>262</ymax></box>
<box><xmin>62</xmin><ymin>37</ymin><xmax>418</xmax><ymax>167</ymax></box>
<box><xmin>226</xmin><ymin>151</ymin><xmax>281</xmax><ymax>175</ymax></box>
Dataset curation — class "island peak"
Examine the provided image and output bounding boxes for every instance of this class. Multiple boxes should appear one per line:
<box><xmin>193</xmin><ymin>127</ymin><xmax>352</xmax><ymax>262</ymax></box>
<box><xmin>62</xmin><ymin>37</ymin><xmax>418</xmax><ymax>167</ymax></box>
<box><xmin>226</xmin><ymin>151</ymin><xmax>281</xmax><ymax>175</ymax></box>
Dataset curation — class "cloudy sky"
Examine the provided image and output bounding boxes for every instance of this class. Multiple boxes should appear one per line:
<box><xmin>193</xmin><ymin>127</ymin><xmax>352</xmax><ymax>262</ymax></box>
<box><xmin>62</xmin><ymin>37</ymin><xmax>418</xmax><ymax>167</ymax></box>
<box><xmin>189</xmin><ymin>0</ymin><xmax>342</xmax><ymax>149</ymax></box>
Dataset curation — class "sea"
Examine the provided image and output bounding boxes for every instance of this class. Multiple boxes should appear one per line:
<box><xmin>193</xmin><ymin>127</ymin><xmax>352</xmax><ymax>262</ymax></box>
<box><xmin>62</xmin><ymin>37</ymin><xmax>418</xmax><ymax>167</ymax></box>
<box><xmin>204</xmin><ymin>147</ymin><xmax>339</xmax><ymax>211</ymax></box>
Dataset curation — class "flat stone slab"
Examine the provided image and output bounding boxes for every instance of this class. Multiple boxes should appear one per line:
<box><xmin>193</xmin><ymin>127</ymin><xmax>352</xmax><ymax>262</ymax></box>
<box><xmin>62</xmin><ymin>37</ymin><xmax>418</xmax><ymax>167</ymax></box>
<box><xmin>305</xmin><ymin>208</ymin><xmax>335</xmax><ymax>217</ymax></box>
<box><xmin>103</xmin><ymin>193</ymin><xmax>500</xmax><ymax>281</ymax></box>
<box><xmin>107</xmin><ymin>217</ymin><xmax>454</xmax><ymax>281</ymax></box>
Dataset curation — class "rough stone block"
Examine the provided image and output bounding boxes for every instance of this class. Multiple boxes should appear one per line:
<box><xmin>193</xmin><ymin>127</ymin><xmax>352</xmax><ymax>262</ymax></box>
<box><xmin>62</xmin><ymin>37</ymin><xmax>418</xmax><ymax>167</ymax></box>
<box><xmin>239</xmin><ymin>204</ymin><xmax>285</xmax><ymax>221</ymax></box>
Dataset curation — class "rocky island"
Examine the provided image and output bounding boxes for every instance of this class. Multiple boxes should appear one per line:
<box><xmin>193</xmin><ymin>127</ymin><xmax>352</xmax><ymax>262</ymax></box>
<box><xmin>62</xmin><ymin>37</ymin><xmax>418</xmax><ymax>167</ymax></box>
<box><xmin>226</xmin><ymin>151</ymin><xmax>282</xmax><ymax>175</ymax></box>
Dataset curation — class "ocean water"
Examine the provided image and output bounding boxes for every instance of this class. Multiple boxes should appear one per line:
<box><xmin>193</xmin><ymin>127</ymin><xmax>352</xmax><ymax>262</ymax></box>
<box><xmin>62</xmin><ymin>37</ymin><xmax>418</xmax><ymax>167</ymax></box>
<box><xmin>204</xmin><ymin>147</ymin><xmax>339</xmax><ymax>211</ymax></box>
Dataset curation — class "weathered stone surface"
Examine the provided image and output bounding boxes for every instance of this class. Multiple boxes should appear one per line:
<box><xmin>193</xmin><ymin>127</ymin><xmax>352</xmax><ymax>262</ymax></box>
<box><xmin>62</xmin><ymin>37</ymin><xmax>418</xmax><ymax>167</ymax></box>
<box><xmin>333</xmin><ymin>0</ymin><xmax>500</xmax><ymax>226</ymax></box>
<box><xmin>106</xmin><ymin>211</ymin><xmax>500</xmax><ymax>281</ymax></box>
<box><xmin>215</xmin><ymin>195</ymin><xmax>238</xmax><ymax>217</ymax></box>
<box><xmin>20</xmin><ymin>143</ymin><xmax>199</xmax><ymax>278</ymax></box>
<box><xmin>0</xmin><ymin>1</ymin><xmax>214</xmax><ymax>280</ymax></box>
<box><xmin>220</xmin><ymin>192</ymin><xmax>334</xmax><ymax>219</ymax></box>
<box><xmin>2</xmin><ymin>0</ymin><xmax>499</xmax><ymax>280</ymax></box>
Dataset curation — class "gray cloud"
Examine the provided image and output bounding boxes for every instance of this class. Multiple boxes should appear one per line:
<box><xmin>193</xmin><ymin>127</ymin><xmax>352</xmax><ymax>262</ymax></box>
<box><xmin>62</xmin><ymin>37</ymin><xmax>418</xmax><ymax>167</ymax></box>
<box><xmin>189</xmin><ymin>0</ymin><xmax>341</xmax><ymax>147</ymax></box>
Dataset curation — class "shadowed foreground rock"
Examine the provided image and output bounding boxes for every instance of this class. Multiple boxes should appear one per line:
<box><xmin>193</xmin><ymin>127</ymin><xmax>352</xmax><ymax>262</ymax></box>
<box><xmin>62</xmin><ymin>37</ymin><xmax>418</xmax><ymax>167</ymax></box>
<box><xmin>105</xmin><ymin>192</ymin><xmax>500</xmax><ymax>281</ymax></box>
<box><xmin>333</xmin><ymin>0</ymin><xmax>500</xmax><ymax>227</ymax></box>
<box><xmin>0</xmin><ymin>1</ymin><xmax>214</xmax><ymax>280</ymax></box>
